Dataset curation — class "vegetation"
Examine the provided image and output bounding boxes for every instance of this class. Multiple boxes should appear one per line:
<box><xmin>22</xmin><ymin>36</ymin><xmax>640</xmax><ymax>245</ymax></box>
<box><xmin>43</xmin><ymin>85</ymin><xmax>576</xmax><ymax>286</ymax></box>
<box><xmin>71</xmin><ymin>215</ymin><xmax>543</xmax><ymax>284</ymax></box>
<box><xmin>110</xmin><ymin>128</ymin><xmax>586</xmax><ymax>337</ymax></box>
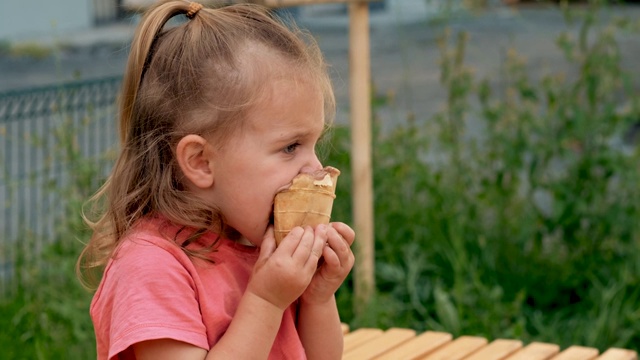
<box><xmin>1</xmin><ymin>1</ymin><xmax>639</xmax><ymax>357</ymax></box>
<box><xmin>0</xmin><ymin>113</ymin><xmax>105</xmax><ymax>358</ymax></box>
<box><xmin>0</xmin><ymin>40</ymin><xmax>53</xmax><ymax>60</ymax></box>
<box><xmin>331</xmin><ymin>2</ymin><xmax>640</xmax><ymax>351</ymax></box>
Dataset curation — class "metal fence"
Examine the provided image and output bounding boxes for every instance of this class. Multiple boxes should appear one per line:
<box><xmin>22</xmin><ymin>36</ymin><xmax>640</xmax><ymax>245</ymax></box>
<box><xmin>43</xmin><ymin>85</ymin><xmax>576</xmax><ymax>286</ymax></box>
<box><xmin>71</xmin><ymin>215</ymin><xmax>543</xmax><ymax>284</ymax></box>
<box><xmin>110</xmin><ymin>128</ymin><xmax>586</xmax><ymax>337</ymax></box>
<box><xmin>0</xmin><ymin>76</ymin><xmax>122</xmax><ymax>293</ymax></box>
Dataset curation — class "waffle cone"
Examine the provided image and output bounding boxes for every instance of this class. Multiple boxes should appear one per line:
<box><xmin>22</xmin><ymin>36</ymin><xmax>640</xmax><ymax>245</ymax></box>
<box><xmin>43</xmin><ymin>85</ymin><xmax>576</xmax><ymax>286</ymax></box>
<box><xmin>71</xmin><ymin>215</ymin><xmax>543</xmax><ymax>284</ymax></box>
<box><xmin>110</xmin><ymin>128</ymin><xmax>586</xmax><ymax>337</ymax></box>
<box><xmin>273</xmin><ymin>166</ymin><xmax>340</xmax><ymax>245</ymax></box>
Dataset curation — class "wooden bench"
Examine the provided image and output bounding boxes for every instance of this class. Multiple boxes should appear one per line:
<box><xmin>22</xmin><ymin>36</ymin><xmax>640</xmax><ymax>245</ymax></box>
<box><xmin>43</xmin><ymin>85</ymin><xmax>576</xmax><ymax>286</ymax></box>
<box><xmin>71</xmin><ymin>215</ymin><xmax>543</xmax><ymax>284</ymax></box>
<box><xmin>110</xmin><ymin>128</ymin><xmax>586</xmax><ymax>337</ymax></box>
<box><xmin>340</xmin><ymin>325</ymin><xmax>638</xmax><ymax>360</ymax></box>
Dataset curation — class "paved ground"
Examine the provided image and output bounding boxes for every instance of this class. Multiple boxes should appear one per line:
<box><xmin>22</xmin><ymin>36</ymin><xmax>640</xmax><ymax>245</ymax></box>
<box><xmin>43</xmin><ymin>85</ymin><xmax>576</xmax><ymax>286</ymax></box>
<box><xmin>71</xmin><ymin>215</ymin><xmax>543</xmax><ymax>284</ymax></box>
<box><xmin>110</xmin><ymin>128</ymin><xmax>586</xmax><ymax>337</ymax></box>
<box><xmin>1</xmin><ymin>2</ymin><xmax>639</xmax><ymax>127</ymax></box>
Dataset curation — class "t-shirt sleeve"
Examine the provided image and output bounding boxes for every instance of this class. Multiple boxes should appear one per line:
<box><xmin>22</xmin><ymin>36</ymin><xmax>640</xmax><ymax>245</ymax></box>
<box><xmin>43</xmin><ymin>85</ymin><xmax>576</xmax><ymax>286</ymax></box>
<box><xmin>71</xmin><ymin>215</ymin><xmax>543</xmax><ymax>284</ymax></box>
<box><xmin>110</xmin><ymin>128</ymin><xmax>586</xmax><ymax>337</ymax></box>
<box><xmin>91</xmin><ymin>238</ymin><xmax>209</xmax><ymax>359</ymax></box>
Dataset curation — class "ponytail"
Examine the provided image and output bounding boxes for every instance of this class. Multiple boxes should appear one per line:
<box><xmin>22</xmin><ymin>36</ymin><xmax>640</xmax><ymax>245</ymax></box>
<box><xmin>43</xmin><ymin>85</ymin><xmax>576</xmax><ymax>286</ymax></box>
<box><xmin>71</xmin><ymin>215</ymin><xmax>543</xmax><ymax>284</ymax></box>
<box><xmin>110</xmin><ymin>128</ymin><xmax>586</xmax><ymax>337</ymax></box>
<box><xmin>119</xmin><ymin>0</ymin><xmax>203</xmax><ymax>144</ymax></box>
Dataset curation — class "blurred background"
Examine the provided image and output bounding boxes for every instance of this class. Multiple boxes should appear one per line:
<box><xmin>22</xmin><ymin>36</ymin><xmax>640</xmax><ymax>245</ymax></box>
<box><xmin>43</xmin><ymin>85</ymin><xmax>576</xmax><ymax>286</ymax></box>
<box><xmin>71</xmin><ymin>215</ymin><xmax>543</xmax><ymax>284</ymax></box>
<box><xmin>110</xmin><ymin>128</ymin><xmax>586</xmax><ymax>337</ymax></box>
<box><xmin>1</xmin><ymin>0</ymin><xmax>640</xmax><ymax>358</ymax></box>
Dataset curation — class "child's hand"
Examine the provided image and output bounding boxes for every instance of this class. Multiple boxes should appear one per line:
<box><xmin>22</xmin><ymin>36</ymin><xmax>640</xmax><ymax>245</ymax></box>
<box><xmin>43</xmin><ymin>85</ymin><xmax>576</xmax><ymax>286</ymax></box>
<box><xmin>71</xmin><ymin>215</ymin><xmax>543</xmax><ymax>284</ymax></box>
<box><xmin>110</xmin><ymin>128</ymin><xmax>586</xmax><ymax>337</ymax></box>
<box><xmin>300</xmin><ymin>222</ymin><xmax>355</xmax><ymax>305</ymax></box>
<box><xmin>246</xmin><ymin>226</ymin><xmax>326</xmax><ymax>310</ymax></box>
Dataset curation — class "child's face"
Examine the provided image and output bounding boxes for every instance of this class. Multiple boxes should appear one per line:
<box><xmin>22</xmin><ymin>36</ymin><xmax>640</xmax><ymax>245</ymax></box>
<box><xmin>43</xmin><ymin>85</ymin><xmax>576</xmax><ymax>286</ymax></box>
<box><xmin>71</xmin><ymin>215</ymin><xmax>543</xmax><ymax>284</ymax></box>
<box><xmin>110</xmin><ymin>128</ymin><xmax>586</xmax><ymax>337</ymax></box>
<box><xmin>208</xmin><ymin>77</ymin><xmax>326</xmax><ymax>245</ymax></box>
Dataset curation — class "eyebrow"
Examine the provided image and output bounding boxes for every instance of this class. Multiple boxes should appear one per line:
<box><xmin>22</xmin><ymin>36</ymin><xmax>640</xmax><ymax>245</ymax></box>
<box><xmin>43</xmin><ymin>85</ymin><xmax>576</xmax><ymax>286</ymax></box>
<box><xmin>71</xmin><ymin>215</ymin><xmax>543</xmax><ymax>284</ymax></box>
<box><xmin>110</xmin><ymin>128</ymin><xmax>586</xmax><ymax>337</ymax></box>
<box><xmin>275</xmin><ymin>127</ymin><xmax>323</xmax><ymax>144</ymax></box>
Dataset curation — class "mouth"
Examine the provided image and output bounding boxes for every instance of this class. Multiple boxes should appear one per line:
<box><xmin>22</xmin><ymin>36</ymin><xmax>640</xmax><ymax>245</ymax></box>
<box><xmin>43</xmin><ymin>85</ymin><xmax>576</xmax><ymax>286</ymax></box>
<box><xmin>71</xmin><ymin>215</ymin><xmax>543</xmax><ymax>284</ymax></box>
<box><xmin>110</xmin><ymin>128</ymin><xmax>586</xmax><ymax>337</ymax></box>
<box><xmin>269</xmin><ymin>200</ymin><xmax>275</xmax><ymax>225</ymax></box>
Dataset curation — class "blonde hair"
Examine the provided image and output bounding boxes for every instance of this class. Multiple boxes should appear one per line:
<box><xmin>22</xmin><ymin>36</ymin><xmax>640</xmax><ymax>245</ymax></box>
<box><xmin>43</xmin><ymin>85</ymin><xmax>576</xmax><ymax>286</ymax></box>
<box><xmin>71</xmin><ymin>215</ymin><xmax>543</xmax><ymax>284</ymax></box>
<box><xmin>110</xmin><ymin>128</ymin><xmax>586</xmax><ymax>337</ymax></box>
<box><xmin>77</xmin><ymin>0</ymin><xmax>335</xmax><ymax>288</ymax></box>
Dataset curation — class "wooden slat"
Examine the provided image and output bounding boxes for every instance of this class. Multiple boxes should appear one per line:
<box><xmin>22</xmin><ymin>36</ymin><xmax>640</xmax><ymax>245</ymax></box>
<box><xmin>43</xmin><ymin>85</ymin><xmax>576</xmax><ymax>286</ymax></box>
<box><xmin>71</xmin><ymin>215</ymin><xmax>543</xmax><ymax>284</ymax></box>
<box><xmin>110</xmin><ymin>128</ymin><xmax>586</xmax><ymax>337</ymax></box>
<box><xmin>343</xmin><ymin>328</ymin><xmax>384</xmax><ymax>353</ymax></box>
<box><xmin>550</xmin><ymin>346</ymin><xmax>599</xmax><ymax>360</ymax></box>
<box><xmin>597</xmin><ymin>348</ymin><xmax>638</xmax><ymax>360</ymax></box>
<box><xmin>465</xmin><ymin>339</ymin><xmax>524</xmax><ymax>360</ymax></box>
<box><xmin>419</xmin><ymin>336</ymin><xmax>488</xmax><ymax>360</ymax></box>
<box><xmin>339</xmin><ymin>327</ymin><xmax>637</xmax><ymax>360</ymax></box>
<box><xmin>505</xmin><ymin>342</ymin><xmax>561</xmax><ymax>360</ymax></box>
<box><xmin>343</xmin><ymin>328</ymin><xmax>416</xmax><ymax>360</ymax></box>
<box><xmin>374</xmin><ymin>331</ymin><xmax>453</xmax><ymax>360</ymax></box>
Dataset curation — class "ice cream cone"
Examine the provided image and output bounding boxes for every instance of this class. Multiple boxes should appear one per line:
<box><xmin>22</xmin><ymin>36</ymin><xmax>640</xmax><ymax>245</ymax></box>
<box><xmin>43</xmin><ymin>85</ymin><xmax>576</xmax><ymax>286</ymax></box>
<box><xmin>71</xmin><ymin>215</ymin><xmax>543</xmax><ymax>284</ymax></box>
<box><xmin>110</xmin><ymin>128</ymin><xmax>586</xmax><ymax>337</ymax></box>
<box><xmin>273</xmin><ymin>166</ymin><xmax>340</xmax><ymax>245</ymax></box>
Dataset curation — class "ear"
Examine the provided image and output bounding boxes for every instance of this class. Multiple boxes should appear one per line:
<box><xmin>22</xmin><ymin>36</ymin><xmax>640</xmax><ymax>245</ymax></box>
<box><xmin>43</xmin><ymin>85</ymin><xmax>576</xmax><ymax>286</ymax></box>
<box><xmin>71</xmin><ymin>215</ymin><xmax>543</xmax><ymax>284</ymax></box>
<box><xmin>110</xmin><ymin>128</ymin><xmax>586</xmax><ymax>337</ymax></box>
<box><xmin>176</xmin><ymin>134</ymin><xmax>215</xmax><ymax>189</ymax></box>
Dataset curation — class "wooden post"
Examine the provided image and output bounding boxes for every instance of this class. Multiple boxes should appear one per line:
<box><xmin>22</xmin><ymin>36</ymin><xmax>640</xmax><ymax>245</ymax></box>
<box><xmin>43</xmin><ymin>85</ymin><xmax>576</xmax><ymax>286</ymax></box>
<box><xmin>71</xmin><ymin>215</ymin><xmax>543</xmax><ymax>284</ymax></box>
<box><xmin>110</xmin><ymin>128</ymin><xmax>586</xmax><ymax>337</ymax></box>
<box><xmin>348</xmin><ymin>1</ymin><xmax>375</xmax><ymax>312</ymax></box>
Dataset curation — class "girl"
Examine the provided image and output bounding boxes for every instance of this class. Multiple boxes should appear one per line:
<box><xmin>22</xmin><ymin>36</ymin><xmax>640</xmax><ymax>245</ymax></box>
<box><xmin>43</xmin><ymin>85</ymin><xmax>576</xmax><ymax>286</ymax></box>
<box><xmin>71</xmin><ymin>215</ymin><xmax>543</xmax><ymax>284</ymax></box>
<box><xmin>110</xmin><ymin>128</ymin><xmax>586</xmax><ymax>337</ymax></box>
<box><xmin>77</xmin><ymin>1</ymin><xmax>355</xmax><ymax>359</ymax></box>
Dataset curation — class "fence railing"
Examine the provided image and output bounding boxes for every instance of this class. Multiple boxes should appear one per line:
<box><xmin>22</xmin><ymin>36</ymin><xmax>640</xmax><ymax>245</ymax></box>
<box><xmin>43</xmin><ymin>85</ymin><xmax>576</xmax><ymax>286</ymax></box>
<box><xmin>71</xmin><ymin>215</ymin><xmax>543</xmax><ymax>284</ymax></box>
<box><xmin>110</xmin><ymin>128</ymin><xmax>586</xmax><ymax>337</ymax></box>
<box><xmin>0</xmin><ymin>76</ymin><xmax>122</xmax><ymax>294</ymax></box>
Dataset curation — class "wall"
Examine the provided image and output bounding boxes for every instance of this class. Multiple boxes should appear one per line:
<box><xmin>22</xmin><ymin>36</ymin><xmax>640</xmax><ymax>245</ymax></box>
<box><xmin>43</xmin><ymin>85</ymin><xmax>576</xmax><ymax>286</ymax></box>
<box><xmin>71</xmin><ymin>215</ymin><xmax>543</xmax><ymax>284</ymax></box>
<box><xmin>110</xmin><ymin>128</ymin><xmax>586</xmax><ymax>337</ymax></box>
<box><xmin>0</xmin><ymin>0</ymin><xmax>92</xmax><ymax>41</ymax></box>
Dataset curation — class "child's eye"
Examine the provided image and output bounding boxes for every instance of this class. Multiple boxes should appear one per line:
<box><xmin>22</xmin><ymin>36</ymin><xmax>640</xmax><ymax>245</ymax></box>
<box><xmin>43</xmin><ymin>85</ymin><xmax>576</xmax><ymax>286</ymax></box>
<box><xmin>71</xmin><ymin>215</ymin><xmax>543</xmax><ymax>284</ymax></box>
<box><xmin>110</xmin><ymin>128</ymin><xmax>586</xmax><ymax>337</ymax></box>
<box><xmin>283</xmin><ymin>143</ymin><xmax>300</xmax><ymax>154</ymax></box>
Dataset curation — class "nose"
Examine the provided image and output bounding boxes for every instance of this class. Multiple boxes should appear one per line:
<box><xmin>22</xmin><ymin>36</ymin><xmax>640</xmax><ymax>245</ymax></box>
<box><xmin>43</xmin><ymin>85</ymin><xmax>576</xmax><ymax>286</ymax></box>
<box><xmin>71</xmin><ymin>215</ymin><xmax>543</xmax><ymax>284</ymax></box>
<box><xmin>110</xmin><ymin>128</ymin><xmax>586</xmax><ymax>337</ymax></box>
<box><xmin>300</xmin><ymin>152</ymin><xmax>323</xmax><ymax>174</ymax></box>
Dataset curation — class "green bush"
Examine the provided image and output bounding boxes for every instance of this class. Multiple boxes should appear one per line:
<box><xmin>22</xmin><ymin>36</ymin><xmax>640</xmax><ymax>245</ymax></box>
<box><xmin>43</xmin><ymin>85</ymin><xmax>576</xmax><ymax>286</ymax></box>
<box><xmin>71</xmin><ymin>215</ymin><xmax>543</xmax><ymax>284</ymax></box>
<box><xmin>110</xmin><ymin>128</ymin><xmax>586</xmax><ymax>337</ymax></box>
<box><xmin>331</xmin><ymin>2</ymin><xmax>640</xmax><ymax>352</ymax></box>
<box><xmin>0</xmin><ymin>229</ymin><xmax>95</xmax><ymax>359</ymax></box>
<box><xmin>0</xmin><ymin>115</ymin><xmax>103</xmax><ymax>359</ymax></box>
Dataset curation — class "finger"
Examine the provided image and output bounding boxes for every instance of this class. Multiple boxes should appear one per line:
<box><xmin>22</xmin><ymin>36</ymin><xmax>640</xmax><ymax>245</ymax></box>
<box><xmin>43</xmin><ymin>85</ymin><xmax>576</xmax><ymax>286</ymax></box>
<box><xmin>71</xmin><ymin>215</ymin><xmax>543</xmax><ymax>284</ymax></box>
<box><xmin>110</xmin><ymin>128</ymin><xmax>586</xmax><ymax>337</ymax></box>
<box><xmin>320</xmin><ymin>245</ymin><xmax>340</xmax><ymax>268</ymax></box>
<box><xmin>258</xmin><ymin>226</ymin><xmax>277</xmax><ymax>259</ymax></box>
<box><xmin>292</xmin><ymin>226</ymin><xmax>315</xmax><ymax>262</ymax></box>
<box><xmin>277</xmin><ymin>227</ymin><xmax>305</xmax><ymax>255</ymax></box>
<box><xmin>308</xmin><ymin>224</ymin><xmax>328</xmax><ymax>264</ymax></box>
<box><xmin>326</xmin><ymin>226</ymin><xmax>348</xmax><ymax>252</ymax></box>
<box><xmin>326</xmin><ymin>226</ymin><xmax>353</xmax><ymax>266</ymax></box>
<box><xmin>329</xmin><ymin>222</ymin><xmax>355</xmax><ymax>246</ymax></box>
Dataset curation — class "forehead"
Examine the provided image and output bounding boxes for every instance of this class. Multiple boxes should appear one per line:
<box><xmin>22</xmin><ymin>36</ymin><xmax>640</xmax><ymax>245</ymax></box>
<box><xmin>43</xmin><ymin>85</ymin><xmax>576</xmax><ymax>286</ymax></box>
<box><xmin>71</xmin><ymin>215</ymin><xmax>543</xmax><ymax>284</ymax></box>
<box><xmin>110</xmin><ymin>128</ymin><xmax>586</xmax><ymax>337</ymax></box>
<box><xmin>202</xmin><ymin>41</ymin><xmax>332</xmax><ymax>148</ymax></box>
<box><xmin>263</xmin><ymin>76</ymin><xmax>322</xmax><ymax>107</ymax></box>
<box><xmin>247</xmin><ymin>76</ymin><xmax>325</xmax><ymax>134</ymax></box>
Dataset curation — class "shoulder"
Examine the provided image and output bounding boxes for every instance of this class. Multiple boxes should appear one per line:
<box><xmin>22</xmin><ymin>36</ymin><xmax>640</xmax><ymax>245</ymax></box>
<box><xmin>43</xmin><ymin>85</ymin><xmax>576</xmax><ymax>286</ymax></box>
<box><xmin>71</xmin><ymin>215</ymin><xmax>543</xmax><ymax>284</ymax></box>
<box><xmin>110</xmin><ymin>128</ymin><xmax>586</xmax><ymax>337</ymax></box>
<box><xmin>98</xmin><ymin>220</ymin><xmax>200</xmax><ymax>297</ymax></box>
<box><xmin>91</xmin><ymin>220</ymin><xmax>210</xmax><ymax>357</ymax></box>
<box><xmin>116</xmin><ymin>226</ymin><xmax>186</xmax><ymax>262</ymax></box>
<box><xmin>105</xmin><ymin>225</ymin><xmax>187</xmax><ymax>276</ymax></box>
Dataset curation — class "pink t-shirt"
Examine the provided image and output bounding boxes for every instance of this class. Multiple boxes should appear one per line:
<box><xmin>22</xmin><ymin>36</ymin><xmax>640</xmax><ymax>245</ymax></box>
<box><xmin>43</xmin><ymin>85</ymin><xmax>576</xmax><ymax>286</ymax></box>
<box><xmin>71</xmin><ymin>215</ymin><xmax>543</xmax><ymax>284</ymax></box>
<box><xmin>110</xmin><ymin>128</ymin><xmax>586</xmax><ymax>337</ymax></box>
<box><xmin>90</xmin><ymin>217</ymin><xmax>306</xmax><ymax>360</ymax></box>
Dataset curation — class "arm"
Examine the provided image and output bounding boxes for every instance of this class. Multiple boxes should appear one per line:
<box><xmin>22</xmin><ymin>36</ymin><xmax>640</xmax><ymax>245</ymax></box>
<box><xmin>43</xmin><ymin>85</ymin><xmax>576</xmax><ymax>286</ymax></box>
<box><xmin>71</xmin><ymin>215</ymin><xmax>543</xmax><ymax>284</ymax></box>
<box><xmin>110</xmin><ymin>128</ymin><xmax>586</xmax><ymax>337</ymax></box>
<box><xmin>133</xmin><ymin>226</ymin><xmax>328</xmax><ymax>360</ymax></box>
<box><xmin>134</xmin><ymin>291</ymin><xmax>285</xmax><ymax>359</ymax></box>
<box><xmin>297</xmin><ymin>295</ymin><xmax>344</xmax><ymax>360</ymax></box>
<box><xmin>298</xmin><ymin>223</ymin><xmax>356</xmax><ymax>360</ymax></box>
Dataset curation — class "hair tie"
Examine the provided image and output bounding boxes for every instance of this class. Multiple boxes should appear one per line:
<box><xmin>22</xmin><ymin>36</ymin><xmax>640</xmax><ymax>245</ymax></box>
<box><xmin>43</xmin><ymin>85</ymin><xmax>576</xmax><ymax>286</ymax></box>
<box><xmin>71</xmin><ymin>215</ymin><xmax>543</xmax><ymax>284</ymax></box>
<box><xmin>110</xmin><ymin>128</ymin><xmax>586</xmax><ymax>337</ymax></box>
<box><xmin>186</xmin><ymin>2</ymin><xmax>203</xmax><ymax>19</ymax></box>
